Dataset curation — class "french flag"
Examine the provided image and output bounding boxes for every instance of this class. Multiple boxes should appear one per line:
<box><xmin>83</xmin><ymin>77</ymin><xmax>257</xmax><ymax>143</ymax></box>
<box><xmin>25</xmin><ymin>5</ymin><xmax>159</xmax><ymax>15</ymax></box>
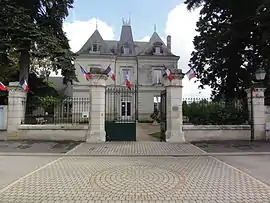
<box><xmin>185</xmin><ymin>68</ymin><xmax>196</xmax><ymax>80</ymax></box>
<box><xmin>19</xmin><ymin>79</ymin><xmax>29</xmax><ymax>92</ymax></box>
<box><xmin>103</xmin><ymin>65</ymin><xmax>115</xmax><ymax>81</ymax></box>
<box><xmin>0</xmin><ymin>82</ymin><xmax>7</xmax><ymax>91</ymax></box>
<box><xmin>125</xmin><ymin>74</ymin><xmax>131</xmax><ymax>90</ymax></box>
<box><xmin>80</xmin><ymin>65</ymin><xmax>91</xmax><ymax>80</ymax></box>
<box><xmin>163</xmin><ymin>65</ymin><xmax>174</xmax><ymax>81</ymax></box>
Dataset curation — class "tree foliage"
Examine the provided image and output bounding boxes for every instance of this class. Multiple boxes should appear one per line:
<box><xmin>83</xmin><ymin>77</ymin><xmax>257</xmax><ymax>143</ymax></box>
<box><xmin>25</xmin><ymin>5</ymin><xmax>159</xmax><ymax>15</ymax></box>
<box><xmin>185</xmin><ymin>0</ymin><xmax>270</xmax><ymax>100</ymax></box>
<box><xmin>0</xmin><ymin>0</ymin><xmax>76</xmax><ymax>83</ymax></box>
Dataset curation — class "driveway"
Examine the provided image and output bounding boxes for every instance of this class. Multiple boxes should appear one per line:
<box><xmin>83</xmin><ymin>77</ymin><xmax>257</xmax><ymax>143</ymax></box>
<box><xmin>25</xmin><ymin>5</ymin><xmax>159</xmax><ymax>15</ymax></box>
<box><xmin>0</xmin><ymin>141</ymin><xmax>80</xmax><ymax>190</ymax></box>
<box><xmin>0</xmin><ymin>142</ymin><xmax>270</xmax><ymax>202</ymax></box>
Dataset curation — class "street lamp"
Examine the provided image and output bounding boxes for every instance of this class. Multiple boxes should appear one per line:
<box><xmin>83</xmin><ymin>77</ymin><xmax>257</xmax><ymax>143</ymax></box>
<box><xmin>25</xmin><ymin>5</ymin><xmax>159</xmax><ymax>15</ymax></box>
<box><xmin>250</xmin><ymin>68</ymin><xmax>266</xmax><ymax>141</ymax></box>
<box><xmin>255</xmin><ymin>68</ymin><xmax>266</xmax><ymax>82</ymax></box>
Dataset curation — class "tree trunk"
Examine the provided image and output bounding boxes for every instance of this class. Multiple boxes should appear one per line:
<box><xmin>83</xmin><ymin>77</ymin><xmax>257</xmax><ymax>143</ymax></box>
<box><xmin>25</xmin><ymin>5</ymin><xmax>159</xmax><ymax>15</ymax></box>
<box><xmin>19</xmin><ymin>42</ymin><xmax>31</xmax><ymax>82</ymax></box>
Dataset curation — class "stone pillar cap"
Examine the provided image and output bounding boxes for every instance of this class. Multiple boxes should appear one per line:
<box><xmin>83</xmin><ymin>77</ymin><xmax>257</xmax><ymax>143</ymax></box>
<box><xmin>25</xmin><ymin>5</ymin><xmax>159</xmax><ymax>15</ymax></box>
<box><xmin>163</xmin><ymin>69</ymin><xmax>185</xmax><ymax>79</ymax></box>
<box><xmin>8</xmin><ymin>81</ymin><xmax>21</xmax><ymax>87</ymax></box>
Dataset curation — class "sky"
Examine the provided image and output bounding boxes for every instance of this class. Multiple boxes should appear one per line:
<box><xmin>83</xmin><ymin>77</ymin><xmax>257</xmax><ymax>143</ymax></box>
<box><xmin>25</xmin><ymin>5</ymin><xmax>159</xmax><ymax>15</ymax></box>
<box><xmin>62</xmin><ymin>0</ymin><xmax>212</xmax><ymax>98</ymax></box>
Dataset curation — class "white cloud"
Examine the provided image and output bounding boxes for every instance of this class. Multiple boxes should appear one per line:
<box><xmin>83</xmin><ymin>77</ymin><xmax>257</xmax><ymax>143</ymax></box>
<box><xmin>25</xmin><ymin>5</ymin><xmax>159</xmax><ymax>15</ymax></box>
<box><xmin>63</xmin><ymin>18</ymin><xmax>115</xmax><ymax>52</ymax></box>
<box><xmin>138</xmin><ymin>36</ymin><xmax>151</xmax><ymax>42</ymax></box>
<box><xmin>165</xmin><ymin>3</ymin><xmax>212</xmax><ymax>98</ymax></box>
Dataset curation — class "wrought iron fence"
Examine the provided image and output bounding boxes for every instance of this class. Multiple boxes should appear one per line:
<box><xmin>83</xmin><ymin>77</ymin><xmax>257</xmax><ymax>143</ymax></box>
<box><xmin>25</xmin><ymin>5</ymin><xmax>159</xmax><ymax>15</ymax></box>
<box><xmin>182</xmin><ymin>99</ymin><xmax>249</xmax><ymax>125</ymax></box>
<box><xmin>183</xmin><ymin>97</ymin><xmax>211</xmax><ymax>104</ymax></box>
<box><xmin>24</xmin><ymin>97</ymin><xmax>90</xmax><ymax>124</ymax></box>
<box><xmin>105</xmin><ymin>85</ymin><xmax>137</xmax><ymax>123</ymax></box>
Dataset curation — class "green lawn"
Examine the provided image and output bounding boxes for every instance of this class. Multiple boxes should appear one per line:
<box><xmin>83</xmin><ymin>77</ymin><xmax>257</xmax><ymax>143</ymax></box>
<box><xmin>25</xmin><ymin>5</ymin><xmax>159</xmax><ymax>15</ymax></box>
<box><xmin>148</xmin><ymin>132</ymin><xmax>161</xmax><ymax>139</ymax></box>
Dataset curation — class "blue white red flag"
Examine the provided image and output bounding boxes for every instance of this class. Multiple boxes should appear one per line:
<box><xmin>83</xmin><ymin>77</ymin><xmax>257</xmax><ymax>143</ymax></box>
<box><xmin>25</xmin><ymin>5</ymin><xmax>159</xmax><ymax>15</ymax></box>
<box><xmin>80</xmin><ymin>65</ymin><xmax>91</xmax><ymax>80</ymax></box>
<box><xmin>19</xmin><ymin>79</ymin><xmax>29</xmax><ymax>92</ymax></box>
<box><xmin>103</xmin><ymin>65</ymin><xmax>116</xmax><ymax>81</ymax></box>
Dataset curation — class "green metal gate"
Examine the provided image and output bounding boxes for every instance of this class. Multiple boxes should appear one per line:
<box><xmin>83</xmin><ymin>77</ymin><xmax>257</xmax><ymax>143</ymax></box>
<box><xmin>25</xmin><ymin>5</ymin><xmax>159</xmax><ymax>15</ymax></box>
<box><xmin>105</xmin><ymin>85</ymin><xmax>137</xmax><ymax>141</ymax></box>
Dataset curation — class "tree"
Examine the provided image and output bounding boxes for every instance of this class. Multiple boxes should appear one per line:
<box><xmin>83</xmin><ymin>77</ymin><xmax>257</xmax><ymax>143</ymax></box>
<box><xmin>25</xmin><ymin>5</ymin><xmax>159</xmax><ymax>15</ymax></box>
<box><xmin>0</xmin><ymin>0</ymin><xmax>76</xmax><ymax>83</ymax></box>
<box><xmin>185</xmin><ymin>0</ymin><xmax>270</xmax><ymax>100</ymax></box>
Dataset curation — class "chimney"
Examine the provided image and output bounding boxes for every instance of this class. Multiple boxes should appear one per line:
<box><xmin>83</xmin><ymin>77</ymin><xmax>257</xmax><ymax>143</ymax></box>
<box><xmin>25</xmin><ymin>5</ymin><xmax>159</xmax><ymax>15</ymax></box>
<box><xmin>167</xmin><ymin>35</ymin><xmax>171</xmax><ymax>52</ymax></box>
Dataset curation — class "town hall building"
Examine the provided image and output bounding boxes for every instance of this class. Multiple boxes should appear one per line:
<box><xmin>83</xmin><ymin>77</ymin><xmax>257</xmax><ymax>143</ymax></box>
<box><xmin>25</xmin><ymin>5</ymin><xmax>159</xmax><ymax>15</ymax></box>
<box><xmin>73</xmin><ymin>19</ymin><xmax>180</xmax><ymax>121</ymax></box>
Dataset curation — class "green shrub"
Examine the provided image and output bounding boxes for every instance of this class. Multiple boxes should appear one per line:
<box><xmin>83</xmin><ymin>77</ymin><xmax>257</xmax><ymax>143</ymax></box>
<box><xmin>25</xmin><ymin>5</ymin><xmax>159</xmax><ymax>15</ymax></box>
<box><xmin>183</xmin><ymin>100</ymin><xmax>248</xmax><ymax>125</ymax></box>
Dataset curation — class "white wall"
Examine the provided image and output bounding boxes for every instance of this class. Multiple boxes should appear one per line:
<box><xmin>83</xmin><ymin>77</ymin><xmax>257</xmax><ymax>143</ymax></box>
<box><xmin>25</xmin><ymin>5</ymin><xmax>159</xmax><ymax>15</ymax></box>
<box><xmin>0</xmin><ymin>105</ymin><xmax>7</xmax><ymax>130</ymax></box>
<box><xmin>184</xmin><ymin>125</ymin><xmax>251</xmax><ymax>142</ymax></box>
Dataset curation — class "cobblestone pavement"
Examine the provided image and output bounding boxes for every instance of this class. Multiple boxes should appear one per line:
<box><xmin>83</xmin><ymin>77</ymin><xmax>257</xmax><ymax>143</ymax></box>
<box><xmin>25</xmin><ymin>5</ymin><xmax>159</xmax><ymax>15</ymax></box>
<box><xmin>1</xmin><ymin>156</ymin><xmax>270</xmax><ymax>203</ymax></box>
<box><xmin>0</xmin><ymin>156</ymin><xmax>56</xmax><ymax>190</ymax></box>
<box><xmin>68</xmin><ymin>142</ymin><xmax>205</xmax><ymax>156</ymax></box>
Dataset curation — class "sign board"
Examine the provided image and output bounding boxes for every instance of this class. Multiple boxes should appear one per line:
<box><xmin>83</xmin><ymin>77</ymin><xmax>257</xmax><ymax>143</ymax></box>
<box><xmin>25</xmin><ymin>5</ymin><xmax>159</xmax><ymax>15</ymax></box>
<box><xmin>172</xmin><ymin>106</ymin><xmax>179</xmax><ymax>112</ymax></box>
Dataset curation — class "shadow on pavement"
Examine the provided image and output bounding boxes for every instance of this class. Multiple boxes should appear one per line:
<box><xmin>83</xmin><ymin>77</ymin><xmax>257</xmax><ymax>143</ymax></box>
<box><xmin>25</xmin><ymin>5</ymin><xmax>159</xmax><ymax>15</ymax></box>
<box><xmin>193</xmin><ymin>140</ymin><xmax>270</xmax><ymax>153</ymax></box>
<box><xmin>0</xmin><ymin>140</ymin><xmax>81</xmax><ymax>153</ymax></box>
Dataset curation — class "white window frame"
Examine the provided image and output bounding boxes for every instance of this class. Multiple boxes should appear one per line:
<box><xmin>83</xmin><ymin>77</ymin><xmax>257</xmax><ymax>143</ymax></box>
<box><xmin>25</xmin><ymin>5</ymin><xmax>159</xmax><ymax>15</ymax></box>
<box><xmin>123</xmin><ymin>46</ymin><xmax>129</xmax><ymax>55</ymax></box>
<box><xmin>90</xmin><ymin>43</ymin><xmax>100</xmax><ymax>52</ymax></box>
<box><xmin>154</xmin><ymin>46</ymin><xmax>161</xmax><ymax>55</ymax></box>
<box><xmin>152</xmin><ymin>68</ymin><xmax>163</xmax><ymax>85</ymax></box>
<box><xmin>121</xmin><ymin>68</ymin><xmax>131</xmax><ymax>84</ymax></box>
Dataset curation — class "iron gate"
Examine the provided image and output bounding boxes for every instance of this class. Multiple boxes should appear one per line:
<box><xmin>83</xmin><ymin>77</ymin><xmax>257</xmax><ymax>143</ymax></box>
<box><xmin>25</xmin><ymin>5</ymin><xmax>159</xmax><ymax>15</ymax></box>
<box><xmin>105</xmin><ymin>85</ymin><xmax>137</xmax><ymax>141</ymax></box>
<box><xmin>160</xmin><ymin>90</ymin><xmax>166</xmax><ymax>142</ymax></box>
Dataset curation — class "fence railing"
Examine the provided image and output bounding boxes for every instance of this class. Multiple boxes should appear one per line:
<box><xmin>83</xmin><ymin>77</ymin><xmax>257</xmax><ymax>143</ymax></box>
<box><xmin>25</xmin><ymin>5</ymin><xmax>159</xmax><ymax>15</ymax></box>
<box><xmin>24</xmin><ymin>97</ymin><xmax>90</xmax><ymax>125</ymax></box>
<box><xmin>182</xmin><ymin>97</ymin><xmax>211</xmax><ymax>104</ymax></box>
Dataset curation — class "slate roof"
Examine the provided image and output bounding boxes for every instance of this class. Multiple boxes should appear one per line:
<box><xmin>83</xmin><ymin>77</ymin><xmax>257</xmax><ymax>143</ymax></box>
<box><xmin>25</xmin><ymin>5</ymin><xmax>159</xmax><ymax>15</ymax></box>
<box><xmin>76</xmin><ymin>22</ymin><xmax>177</xmax><ymax>57</ymax></box>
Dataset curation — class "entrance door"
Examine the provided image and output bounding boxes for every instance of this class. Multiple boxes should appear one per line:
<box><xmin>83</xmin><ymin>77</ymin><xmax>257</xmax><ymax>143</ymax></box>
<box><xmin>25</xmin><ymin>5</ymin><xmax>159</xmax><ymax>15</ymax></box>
<box><xmin>121</xmin><ymin>101</ymin><xmax>131</xmax><ymax>120</ymax></box>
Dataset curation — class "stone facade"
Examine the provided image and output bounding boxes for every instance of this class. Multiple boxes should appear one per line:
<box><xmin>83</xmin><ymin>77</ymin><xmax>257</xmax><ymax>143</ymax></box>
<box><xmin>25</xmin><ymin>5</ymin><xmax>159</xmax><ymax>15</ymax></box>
<box><xmin>74</xmin><ymin>20</ymin><xmax>179</xmax><ymax>121</ymax></box>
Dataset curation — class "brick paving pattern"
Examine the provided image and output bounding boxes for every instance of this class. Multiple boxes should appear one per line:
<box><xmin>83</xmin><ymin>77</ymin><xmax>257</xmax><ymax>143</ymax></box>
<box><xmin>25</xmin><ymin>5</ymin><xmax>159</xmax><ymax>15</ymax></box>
<box><xmin>0</xmin><ymin>156</ymin><xmax>270</xmax><ymax>202</ymax></box>
<box><xmin>68</xmin><ymin>142</ymin><xmax>205</xmax><ymax>156</ymax></box>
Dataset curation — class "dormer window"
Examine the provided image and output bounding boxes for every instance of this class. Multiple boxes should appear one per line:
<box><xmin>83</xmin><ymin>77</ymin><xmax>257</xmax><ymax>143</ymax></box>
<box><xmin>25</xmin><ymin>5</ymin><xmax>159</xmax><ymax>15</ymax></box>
<box><xmin>153</xmin><ymin>42</ymin><xmax>163</xmax><ymax>55</ymax></box>
<box><xmin>123</xmin><ymin>47</ymin><xmax>129</xmax><ymax>54</ymax></box>
<box><xmin>121</xmin><ymin>42</ymin><xmax>130</xmax><ymax>55</ymax></box>
<box><xmin>90</xmin><ymin>43</ymin><xmax>100</xmax><ymax>53</ymax></box>
<box><xmin>155</xmin><ymin>47</ymin><xmax>161</xmax><ymax>54</ymax></box>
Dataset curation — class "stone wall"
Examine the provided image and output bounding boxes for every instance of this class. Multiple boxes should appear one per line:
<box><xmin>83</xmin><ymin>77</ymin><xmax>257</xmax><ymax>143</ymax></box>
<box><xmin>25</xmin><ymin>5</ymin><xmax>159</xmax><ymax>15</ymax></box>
<box><xmin>0</xmin><ymin>124</ymin><xmax>252</xmax><ymax>142</ymax></box>
<box><xmin>183</xmin><ymin>125</ymin><xmax>251</xmax><ymax>142</ymax></box>
<box><xmin>3</xmin><ymin>125</ymin><xmax>87</xmax><ymax>141</ymax></box>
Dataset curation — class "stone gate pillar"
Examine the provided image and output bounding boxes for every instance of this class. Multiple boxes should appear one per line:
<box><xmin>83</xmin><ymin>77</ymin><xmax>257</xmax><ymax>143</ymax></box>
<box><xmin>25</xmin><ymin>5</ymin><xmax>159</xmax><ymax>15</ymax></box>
<box><xmin>164</xmin><ymin>69</ymin><xmax>185</xmax><ymax>143</ymax></box>
<box><xmin>7</xmin><ymin>82</ymin><xmax>27</xmax><ymax>135</ymax></box>
<box><xmin>246</xmin><ymin>87</ymin><xmax>266</xmax><ymax>140</ymax></box>
<box><xmin>86</xmin><ymin>73</ymin><xmax>108</xmax><ymax>143</ymax></box>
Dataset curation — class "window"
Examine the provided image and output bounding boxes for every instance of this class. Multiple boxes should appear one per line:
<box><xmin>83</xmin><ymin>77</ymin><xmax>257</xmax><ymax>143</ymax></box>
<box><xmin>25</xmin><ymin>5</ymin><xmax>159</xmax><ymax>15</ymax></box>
<box><xmin>124</xmin><ymin>47</ymin><xmax>129</xmax><ymax>54</ymax></box>
<box><xmin>121</xmin><ymin>69</ymin><xmax>131</xmax><ymax>84</ymax></box>
<box><xmin>155</xmin><ymin>47</ymin><xmax>161</xmax><ymax>54</ymax></box>
<box><xmin>152</xmin><ymin>69</ymin><xmax>163</xmax><ymax>84</ymax></box>
<box><xmin>91</xmin><ymin>43</ymin><xmax>100</xmax><ymax>52</ymax></box>
<box><xmin>121</xmin><ymin>101</ymin><xmax>131</xmax><ymax>117</ymax></box>
<box><xmin>153</xmin><ymin>42</ymin><xmax>163</xmax><ymax>55</ymax></box>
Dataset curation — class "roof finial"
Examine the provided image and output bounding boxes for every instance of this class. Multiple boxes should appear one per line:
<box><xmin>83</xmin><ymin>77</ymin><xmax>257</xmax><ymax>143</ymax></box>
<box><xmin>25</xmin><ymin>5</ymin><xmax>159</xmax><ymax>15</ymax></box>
<box><xmin>154</xmin><ymin>24</ymin><xmax>157</xmax><ymax>32</ymax></box>
<box><xmin>96</xmin><ymin>20</ymin><xmax>98</xmax><ymax>30</ymax></box>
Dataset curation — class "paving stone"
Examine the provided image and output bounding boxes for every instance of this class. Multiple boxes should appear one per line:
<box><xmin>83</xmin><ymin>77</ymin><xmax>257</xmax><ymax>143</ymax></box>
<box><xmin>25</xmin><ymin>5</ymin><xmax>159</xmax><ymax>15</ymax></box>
<box><xmin>68</xmin><ymin>142</ymin><xmax>205</xmax><ymax>156</ymax></box>
<box><xmin>0</xmin><ymin>156</ymin><xmax>270</xmax><ymax>202</ymax></box>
